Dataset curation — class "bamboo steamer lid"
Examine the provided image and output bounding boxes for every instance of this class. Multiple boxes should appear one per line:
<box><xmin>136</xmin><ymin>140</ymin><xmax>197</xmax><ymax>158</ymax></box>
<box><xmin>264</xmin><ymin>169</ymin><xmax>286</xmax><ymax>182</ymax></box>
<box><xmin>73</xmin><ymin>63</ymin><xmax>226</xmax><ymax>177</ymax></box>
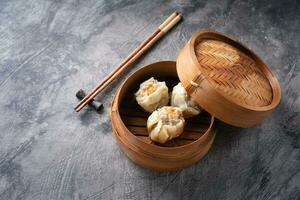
<box><xmin>176</xmin><ymin>30</ymin><xmax>281</xmax><ymax>127</ymax></box>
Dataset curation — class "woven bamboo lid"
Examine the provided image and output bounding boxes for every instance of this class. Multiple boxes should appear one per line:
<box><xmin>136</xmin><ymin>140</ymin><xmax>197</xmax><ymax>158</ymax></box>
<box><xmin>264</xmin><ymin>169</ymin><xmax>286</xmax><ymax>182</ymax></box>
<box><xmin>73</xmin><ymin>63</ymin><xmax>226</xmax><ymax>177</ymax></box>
<box><xmin>176</xmin><ymin>30</ymin><xmax>281</xmax><ymax>127</ymax></box>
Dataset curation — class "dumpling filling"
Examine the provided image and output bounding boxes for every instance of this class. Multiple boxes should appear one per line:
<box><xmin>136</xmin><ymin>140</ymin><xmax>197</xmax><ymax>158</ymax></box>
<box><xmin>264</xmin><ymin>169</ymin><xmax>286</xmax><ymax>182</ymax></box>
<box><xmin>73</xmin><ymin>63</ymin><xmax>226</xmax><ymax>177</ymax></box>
<box><xmin>135</xmin><ymin>77</ymin><xmax>169</xmax><ymax>113</ymax></box>
<box><xmin>147</xmin><ymin>106</ymin><xmax>185</xmax><ymax>144</ymax></box>
<box><xmin>171</xmin><ymin>83</ymin><xmax>201</xmax><ymax>118</ymax></box>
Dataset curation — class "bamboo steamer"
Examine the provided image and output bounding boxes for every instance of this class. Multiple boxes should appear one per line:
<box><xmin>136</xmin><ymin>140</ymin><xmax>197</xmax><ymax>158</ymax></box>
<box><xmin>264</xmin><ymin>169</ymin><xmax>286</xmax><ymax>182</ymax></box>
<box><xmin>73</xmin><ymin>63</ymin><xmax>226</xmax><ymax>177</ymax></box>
<box><xmin>111</xmin><ymin>61</ymin><xmax>216</xmax><ymax>171</ymax></box>
<box><xmin>110</xmin><ymin>30</ymin><xmax>281</xmax><ymax>171</ymax></box>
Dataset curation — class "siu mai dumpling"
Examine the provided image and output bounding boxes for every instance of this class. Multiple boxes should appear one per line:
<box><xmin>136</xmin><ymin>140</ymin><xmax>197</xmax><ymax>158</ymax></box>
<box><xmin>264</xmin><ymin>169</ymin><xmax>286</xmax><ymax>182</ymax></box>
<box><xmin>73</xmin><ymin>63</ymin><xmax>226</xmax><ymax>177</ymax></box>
<box><xmin>135</xmin><ymin>77</ymin><xmax>169</xmax><ymax>113</ymax></box>
<box><xmin>147</xmin><ymin>106</ymin><xmax>185</xmax><ymax>144</ymax></box>
<box><xmin>171</xmin><ymin>83</ymin><xmax>201</xmax><ymax>118</ymax></box>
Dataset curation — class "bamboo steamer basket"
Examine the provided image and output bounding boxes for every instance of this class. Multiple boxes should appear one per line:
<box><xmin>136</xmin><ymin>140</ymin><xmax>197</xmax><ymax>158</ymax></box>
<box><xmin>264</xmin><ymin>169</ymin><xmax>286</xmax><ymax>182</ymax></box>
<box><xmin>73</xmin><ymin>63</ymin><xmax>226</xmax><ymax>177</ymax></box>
<box><xmin>110</xmin><ymin>30</ymin><xmax>281</xmax><ymax>171</ymax></box>
<box><xmin>111</xmin><ymin>61</ymin><xmax>216</xmax><ymax>172</ymax></box>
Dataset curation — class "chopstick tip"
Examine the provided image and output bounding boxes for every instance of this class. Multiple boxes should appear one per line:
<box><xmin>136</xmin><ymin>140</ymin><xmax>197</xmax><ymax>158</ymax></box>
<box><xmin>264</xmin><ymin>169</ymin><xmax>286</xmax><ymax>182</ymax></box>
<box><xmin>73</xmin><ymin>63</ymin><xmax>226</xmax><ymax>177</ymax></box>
<box><xmin>174</xmin><ymin>11</ymin><xmax>183</xmax><ymax>20</ymax></box>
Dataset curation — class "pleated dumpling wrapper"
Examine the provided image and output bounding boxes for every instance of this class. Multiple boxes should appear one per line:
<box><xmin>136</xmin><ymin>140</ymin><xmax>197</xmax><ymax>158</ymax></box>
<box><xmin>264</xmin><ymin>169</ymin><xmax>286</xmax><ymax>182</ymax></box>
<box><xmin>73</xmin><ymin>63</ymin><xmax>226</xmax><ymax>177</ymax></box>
<box><xmin>135</xmin><ymin>77</ymin><xmax>169</xmax><ymax>113</ymax></box>
<box><xmin>171</xmin><ymin>83</ymin><xmax>201</xmax><ymax>118</ymax></box>
<box><xmin>147</xmin><ymin>106</ymin><xmax>185</xmax><ymax>144</ymax></box>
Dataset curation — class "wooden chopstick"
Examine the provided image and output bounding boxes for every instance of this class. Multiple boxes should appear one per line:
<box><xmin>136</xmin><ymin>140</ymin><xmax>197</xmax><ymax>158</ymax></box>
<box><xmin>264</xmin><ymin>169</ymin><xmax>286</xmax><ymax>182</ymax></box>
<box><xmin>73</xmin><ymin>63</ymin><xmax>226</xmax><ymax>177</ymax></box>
<box><xmin>75</xmin><ymin>11</ymin><xmax>182</xmax><ymax>112</ymax></box>
<box><xmin>76</xmin><ymin>11</ymin><xmax>178</xmax><ymax>106</ymax></box>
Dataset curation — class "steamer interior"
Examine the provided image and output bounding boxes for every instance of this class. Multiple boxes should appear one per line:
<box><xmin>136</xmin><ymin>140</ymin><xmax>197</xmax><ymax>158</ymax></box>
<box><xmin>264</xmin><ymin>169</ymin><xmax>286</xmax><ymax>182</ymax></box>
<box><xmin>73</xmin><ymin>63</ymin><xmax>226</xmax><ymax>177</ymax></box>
<box><xmin>117</xmin><ymin>62</ymin><xmax>212</xmax><ymax>147</ymax></box>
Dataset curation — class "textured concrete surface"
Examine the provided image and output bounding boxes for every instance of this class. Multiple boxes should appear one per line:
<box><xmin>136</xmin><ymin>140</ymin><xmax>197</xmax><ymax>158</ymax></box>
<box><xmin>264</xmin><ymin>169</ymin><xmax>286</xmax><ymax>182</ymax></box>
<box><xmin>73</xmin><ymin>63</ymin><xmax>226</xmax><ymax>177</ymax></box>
<box><xmin>0</xmin><ymin>0</ymin><xmax>299</xmax><ymax>199</ymax></box>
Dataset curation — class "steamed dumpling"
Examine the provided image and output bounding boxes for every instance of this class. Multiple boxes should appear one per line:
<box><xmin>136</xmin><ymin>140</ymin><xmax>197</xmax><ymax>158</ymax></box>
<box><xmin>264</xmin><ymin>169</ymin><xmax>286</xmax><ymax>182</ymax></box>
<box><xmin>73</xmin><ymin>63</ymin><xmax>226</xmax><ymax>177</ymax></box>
<box><xmin>135</xmin><ymin>77</ymin><xmax>169</xmax><ymax>113</ymax></box>
<box><xmin>147</xmin><ymin>106</ymin><xmax>185</xmax><ymax>144</ymax></box>
<box><xmin>171</xmin><ymin>83</ymin><xmax>201</xmax><ymax>118</ymax></box>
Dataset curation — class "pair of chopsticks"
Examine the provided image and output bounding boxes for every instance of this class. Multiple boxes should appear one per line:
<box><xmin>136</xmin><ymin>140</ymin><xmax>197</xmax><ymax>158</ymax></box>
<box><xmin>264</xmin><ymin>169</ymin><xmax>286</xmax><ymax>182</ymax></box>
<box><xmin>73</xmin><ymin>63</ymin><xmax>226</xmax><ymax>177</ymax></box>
<box><xmin>75</xmin><ymin>11</ymin><xmax>182</xmax><ymax>112</ymax></box>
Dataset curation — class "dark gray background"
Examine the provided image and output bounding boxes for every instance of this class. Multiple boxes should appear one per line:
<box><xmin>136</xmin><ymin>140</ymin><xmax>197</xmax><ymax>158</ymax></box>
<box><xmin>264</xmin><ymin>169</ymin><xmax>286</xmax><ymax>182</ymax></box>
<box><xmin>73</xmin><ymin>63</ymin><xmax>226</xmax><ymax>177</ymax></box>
<box><xmin>0</xmin><ymin>0</ymin><xmax>299</xmax><ymax>199</ymax></box>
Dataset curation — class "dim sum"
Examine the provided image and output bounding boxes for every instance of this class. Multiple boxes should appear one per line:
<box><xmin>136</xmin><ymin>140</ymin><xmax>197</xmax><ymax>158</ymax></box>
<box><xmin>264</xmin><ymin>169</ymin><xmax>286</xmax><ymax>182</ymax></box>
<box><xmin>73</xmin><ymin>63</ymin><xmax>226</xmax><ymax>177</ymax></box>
<box><xmin>147</xmin><ymin>106</ymin><xmax>185</xmax><ymax>144</ymax></box>
<box><xmin>135</xmin><ymin>77</ymin><xmax>169</xmax><ymax>113</ymax></box>
<box><xmin>171</xmin><ymin>83</ymin><xmax>201</xmax><ymax>118</ymax></box>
